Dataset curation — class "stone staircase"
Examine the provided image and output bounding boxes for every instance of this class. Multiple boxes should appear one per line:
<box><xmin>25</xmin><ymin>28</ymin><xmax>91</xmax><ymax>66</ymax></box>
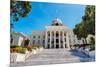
<box><xmin>11</xmin><ymin>49</ymin><xmax>91</xmax><ymax>67</ymax></box>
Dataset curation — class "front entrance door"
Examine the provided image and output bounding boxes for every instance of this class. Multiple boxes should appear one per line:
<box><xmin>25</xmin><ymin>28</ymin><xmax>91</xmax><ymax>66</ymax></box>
<box><xmin>56</xmin><ymin>44</ymin><xmax>59</xmax><ymax>48</ymax></box>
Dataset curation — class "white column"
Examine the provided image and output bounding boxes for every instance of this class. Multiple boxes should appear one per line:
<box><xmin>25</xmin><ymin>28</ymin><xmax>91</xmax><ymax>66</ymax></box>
<box><xmin>45</xmin><ymin>31</ymin><xmax>48</xmax><ymax>48</ymax></box>
<box><xmin>54</xmin><ymin>31</ymin><xmax>56</xmax><ymax>48</ymax></box>
<box><xmin>59</xmin><ymin>31</ymin><xmax>61</xmax><ymax>48</ymax></box>
<box><xmin>62</xmin><ymin>31</ymin><xmax>65</xmax><ymax>48</ymax></box>
<box><xmin>66</xmin><ymin>32</ymin><xmax>70</xmax><ymax>49</ymax></box>
<box><xmin>50</xmin><ymin>31</ymin><xmax>52</xmax><ymax>48</ymax></box>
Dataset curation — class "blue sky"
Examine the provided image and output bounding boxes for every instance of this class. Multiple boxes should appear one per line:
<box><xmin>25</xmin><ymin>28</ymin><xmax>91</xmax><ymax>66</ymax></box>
<box><xmin>13</xmin><ymin>2</ymin><xmax>86</xmax><ymax>35</ymax></box>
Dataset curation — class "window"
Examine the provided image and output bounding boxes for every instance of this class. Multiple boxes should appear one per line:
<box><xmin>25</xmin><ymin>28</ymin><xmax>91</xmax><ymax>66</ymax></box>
<box><xmin>38</xmin><ymin>36</ymin><xmax>40</xmax><ymax>38</ymax></box>
<box><xmin>43</xmin><ymin>35</ymin><xmax>45</xmax><ymax>38</ymax></box>
<box><xmin>48</xmin><ymin>33</ymin><xmax>50</xmax><ymax>36</ymax></box>
<box><xmin>61</xmin><ymin>41</ymin><xmax>63</xmax><ymax>43</ymax></box>
<box><xmin>65</xmin><ymin>44</ymin><xmax>67</xmax><ymax>48</ymax></box>
<box><xmin>48</xmin><ymin>38</ymin><xmax>50</xmax><ymax>42</ymax></box>
<box><xmin>65</xmin><ymin>38</ymin><xmax>66</xmax><ymax>42</ymax></box>
<box><xmin>52</xmin><ymin>41</ymin><xmax>54</xmax><ymax>43</ymax></box>
<box><xmin>33</xmin><ymin>40</ymin><xmax>35</xmax><ymax>44</ymax></box>
<box><xmin>56</xmin><ymin>33</ymin><xmax>59</xmax><ymax>37</ymax></box>
<box><xmin>43</xmin><ymin>40</ymin><xmax>45</xmax><ymax>44</ymax></box>
<box><xmin>64</xmin><ymin>33</ymin><xmax>66</xmax><ymax>36</ymax></box>
<box><xmin>47</xmin><ymin>44</ymin><xmax>50</xmax><ymax>48</ymax></box>
<box><xmin>56</xmin><ymin>39</ymin><xmax>59</xmax><ymax>43</ymax></box>
<box><xmin>33</xmin><ymin>36</ymin><xmax>36</xmax><ymax>38</ymax></box>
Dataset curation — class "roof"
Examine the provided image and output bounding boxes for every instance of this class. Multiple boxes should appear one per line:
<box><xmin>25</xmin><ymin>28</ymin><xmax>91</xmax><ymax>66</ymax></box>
<box><xmin>11</xmin><ymin>32</ymin><xmax>26</xmax><ymax>37</ymax></box>
<box><xmin>51</xmin><ymin>18</ymin><xmax>63</xmax><ymax>26</ymax></box>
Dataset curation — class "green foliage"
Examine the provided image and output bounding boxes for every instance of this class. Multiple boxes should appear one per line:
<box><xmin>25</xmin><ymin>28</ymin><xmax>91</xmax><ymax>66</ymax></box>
<box><xmin>10</xmin><ymin>0</ymin><xmax>32</xmax><ymax>31</ymax></box>
<box><xmin>89</xmin><ymin>37</ymin><xmax>95</xmax><ymax>51</ymax></box>
<box><xmin>25</xmin><ymin>46</ymin><xmax>32</xmax><ymax>51</ymax></box>
<box><xmin>19</xmin><ymin>48</ymin><xmax>27</xmax><ymax>54</ymax></box>
<box><xmin>10</xmin><ymin>45</ymin><xmax>20</xmax><ymax>48</ymax></box>
<box><xmin>10</xmin><ymin>44</ymin><xmax>43</xmax><ymax>53</ymax></box>
<box><xmin>90</xmin><ymin>37</ymin><xmax>95</xmax><ymax>44</ymax></box>
<box><xmin>90</xmin><ymin>44</ymin><xmax>95</xmax><ymax>51</ymax></box>
<box><xmin>11</xmin><ymin>0</ymin><xmax>31</xmax><ymax>22</ymax></box>
<box><xmin>73</xmin><ymin>5</ymin><xmax>95</xmax><ymax>39</ymax></box>
<box><xmin>10</xmin><ymin>46</ymin><xmax>27</xmax><ymax>54</ymax></box>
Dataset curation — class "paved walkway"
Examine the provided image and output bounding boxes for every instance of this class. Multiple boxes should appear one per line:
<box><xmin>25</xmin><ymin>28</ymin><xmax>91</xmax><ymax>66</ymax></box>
<box><xmin>10</xmin><ymin>49</ymin><xmax>94</xmax><ymax>67</ymax></box>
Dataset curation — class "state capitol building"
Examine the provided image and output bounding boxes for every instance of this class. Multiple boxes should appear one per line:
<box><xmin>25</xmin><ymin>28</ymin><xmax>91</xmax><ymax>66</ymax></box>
<box><xmin>29</xmin><ymin>18</ymin><xmax>83</xmax><ymax>49</ymax></box>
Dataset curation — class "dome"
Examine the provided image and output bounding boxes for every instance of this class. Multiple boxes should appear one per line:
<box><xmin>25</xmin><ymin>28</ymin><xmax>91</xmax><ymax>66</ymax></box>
<box><xmin>52</xmin><ymin>18</ymin><xmax>63</xmax><ymax>26</ymax></box>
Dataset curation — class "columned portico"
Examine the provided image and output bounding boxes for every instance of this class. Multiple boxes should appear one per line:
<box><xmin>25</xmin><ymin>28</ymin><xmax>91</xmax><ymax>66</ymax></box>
<box><xmin>44</xmin><ymin>18</ymin><xmax>74</xmax><ymax>49</ymax></box>
<box><xmin>44</xmin><ymin>30</ymin><xmax>70</xmax><ymax>49</ymax></box>
<box><xmin>30</xmin><ymin>18</ymin><xmax>83</xmax><ymax>50</ymax></box>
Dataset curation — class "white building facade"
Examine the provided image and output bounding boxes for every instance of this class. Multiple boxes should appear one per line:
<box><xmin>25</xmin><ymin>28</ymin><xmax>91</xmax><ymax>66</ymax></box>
<box><xmin>29</xmin><ymin>19</ymin><xmax>83</xmax><ymax>49</ymax></box>
<box><xmin>11</xmin><ymin>32</ymin><xmax>26</xmax><ymax>46</ymax></box>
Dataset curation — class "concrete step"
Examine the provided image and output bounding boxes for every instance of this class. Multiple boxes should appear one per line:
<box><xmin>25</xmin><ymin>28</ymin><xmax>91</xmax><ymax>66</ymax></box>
<box><xmin>10</xmin><ymin>49</ymin><xmax>92</xmax><ymax>67</ymax></box>
<box><xmin>27</xmin><ymin>49</ymin><xmax>88</xmax><ymax>61</ymax></box>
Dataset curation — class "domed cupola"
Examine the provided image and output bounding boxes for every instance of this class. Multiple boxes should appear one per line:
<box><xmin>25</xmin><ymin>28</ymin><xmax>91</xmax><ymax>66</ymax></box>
<box><xmin>51</xmin><ymin>18</ymin><xmax>63</xmax><ymax>26</ymax></box>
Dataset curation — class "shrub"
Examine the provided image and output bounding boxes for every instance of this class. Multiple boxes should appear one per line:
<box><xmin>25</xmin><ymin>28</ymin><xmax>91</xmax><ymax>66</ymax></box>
<box><xmin>10</xmin><ymin>45</ymin><xmax>20</xmax><ymax>48</ymax></box>
<box><xmin>89</xmin><ymin>44</ymin><xmax>95</xmax><ymax>51</ymax></box>
<box><xmin>10</xmin><ymin>48</ymin><xmax>14</xmax><ymax>53</ymax></box>
<box><xmin>25</xmin><ymin>46</ymin><xmax>32</xmax><ymax>51</ymax></box>
<box><xmin>10</xmin><ymin>46</ymin><xmax>27</xmax><ymax>54</ymax></box>
<box><xmin>90</xmin><ymin>37</ymin><xmax>95</xmax><ymax>44</ymax></box>
<box><xmin>19</xmin><ymin>48</ymin><xmax>26</xmax><ymax>54</ymax></box>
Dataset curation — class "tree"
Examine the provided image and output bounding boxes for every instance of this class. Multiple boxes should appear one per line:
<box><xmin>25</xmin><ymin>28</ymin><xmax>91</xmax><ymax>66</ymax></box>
<box><xmin>90</xmin><ymin>37</ymin><xmax>95</xmax><ymax>44</ymax></box>
<box><xmin>10</xmin><ymin>0</ymin><xmax>31</xmax><ymax>31</ymax></box>
<box><xmin>82</xmin><ymin>5</ymin><xmax>95</xmax><ymax>35</ymax></box>
<box><xmin>10</xmin><ymin>0</ymin><xmax>31</xmax><ymax>44</ymax></box>
<box><xmin>90</xmin><ymin>37</ymin><xmax>95</xmax><ymax>50</ymax></box>
<box><xmin>73</xmin><ymin>5</ymin><xmax>95</xmax><ymax>40</ymax></box>
<box><xmin>11</xmin><ymin>0</ymin><xmax>31</xmax><ymax>22</ymax></box>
